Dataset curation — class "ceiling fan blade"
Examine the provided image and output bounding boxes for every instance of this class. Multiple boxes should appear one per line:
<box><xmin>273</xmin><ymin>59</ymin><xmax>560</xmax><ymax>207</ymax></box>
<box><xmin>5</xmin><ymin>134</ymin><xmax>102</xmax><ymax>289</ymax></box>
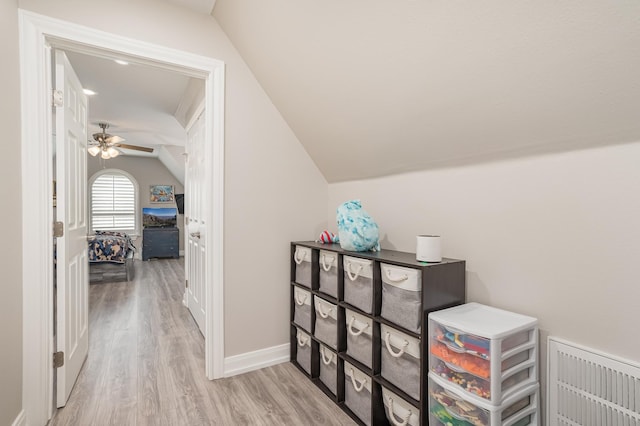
<box><xmin>105</xmin><ymin>135</ymin><xmax>125</xmax><ymax>144</ymax></box>
<box><xmin>114</xmin><ymin>143</ymin><xmax>154</xmax><ymax>153</ymax></box>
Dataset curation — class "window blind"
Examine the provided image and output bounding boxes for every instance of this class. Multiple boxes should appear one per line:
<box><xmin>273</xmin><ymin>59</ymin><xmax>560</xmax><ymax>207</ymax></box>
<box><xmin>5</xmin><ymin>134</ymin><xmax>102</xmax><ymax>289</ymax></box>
<box><xmin>91</xmin><ymin>173</ymin><xmax>136</xmax><ymax>231</ymax></box>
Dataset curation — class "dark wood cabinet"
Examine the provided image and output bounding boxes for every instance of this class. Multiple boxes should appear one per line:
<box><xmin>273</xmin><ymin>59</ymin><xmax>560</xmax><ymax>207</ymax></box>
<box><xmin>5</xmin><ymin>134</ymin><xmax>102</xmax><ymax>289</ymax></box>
<box><xmin>142</xmin><ymin>227</ymin><xmax>179</xmax><ymax>261</ymax></box>
<box><xmin>290</xmin><ymin>241</ymin><xmax>466</xmax><ymax>426</ymax></box>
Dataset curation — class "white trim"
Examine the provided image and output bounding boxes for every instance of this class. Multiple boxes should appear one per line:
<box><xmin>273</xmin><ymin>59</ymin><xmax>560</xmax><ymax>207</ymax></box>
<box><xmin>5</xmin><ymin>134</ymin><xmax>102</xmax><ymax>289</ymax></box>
<box><xmin>223</xmin><ymin>344</ymin><xmax>291</xmax><ymax>378</ymax></box>
<box><xmin>11</xmin><ymin>410</ymin><xmax>26</xmax><ymax>426</ymax></box>
<box><xmin>19</xmin><ymin>10</ymin><xmax>225</xmax><ymax>425</ymax></box>
<box><xmin>179</xmin><ymin>249</ymin><xmax>185</xmax><ymax>256</ymax></box>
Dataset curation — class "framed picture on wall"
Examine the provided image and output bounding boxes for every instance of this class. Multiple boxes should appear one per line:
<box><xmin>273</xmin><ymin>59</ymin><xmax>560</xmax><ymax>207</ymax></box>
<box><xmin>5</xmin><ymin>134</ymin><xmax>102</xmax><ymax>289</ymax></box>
<box><xmin>150</xmin><ymin>185</ymin><xmax>175</xmax><ymax>203</ymax></box>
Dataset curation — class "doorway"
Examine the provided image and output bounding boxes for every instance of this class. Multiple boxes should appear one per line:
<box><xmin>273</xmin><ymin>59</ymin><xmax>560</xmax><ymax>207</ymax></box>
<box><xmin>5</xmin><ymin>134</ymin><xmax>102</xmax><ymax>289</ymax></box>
<box><xmin>20</xmin><ymin>10</ymin><xmax>225</xmax><ymax>425</ymax></box>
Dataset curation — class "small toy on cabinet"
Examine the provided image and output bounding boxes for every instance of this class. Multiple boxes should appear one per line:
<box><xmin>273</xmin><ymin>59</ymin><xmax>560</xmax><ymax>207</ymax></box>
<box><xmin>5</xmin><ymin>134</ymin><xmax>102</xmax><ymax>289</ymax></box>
<box><xmin>336</xmin><ymin>199</ymin><xmax>380</xmax><ymax>252</ymax></box>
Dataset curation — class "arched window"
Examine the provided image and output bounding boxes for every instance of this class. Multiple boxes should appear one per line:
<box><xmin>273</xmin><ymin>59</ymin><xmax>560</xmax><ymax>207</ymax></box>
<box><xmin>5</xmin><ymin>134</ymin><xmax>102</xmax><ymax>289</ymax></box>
<box><xmin>89</xmin><ymin>169</ymin><xmax>139</xmax><ymax>234</ymax></box>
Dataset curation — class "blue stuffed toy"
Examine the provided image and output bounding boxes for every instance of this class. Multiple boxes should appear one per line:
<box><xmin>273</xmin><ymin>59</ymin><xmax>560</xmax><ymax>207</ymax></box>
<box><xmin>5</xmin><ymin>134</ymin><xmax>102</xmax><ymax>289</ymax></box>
<box><xmin>336</xmin><ymin>200</ymin><xmax>380</xmax><ymax>252</ymax></box>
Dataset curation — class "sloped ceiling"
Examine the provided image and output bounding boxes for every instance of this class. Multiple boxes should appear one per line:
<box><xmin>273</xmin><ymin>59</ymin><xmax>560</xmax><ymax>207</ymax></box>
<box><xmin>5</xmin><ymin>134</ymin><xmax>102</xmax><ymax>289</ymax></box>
<box><xmin>212</xmin><ymin>1</ymin><xmax>640</xmax><ymax>182</ymax></box>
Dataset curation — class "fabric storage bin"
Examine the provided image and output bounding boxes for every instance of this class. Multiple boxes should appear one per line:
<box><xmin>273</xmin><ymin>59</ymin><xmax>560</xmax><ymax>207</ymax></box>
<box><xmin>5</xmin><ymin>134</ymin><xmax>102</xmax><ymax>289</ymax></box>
<box><xmin>295</xmin><ymin>327</ymin><xmax>311</xmax><ymax>375</ymax></box>
<box><xmin>343</xmin><ymin>256</ymin><xmax>374</xmax><ymax>313</ymax></box>
<box><xmin>382</xmin><ymin>386</ymin><xmax>420</xmax><ymax>426</ymax></box>
<box><xmin>293</xmin><ymin>245</ymin><xmax>312</xmax><ymax>287</ymax></box>
<box><xmin>429</xmin><ymin>373</ymin><xmax>539</xmax><ymax>426</ymax></box>
<box><xmin>380</xmin><ymin>263</ymin><xmax>422</xmax><ymax>333</ymax></box>
<box><xmin>293</xmin><ymin>286</ymin><xmax>312</xmax><ymax>332</ymax></box>
<box><xmin>345</xmin><ymin>308</ymin><xmax>373</xmax><ymax>369</ymax></box>
<box><xmin>319</xmin><ymin>250</ymin><xmax>338</xmax><ymax>298</ymax></box>
<box><xmin>319</xmin><ymin>344</ymin><xmax>337</xmax><ymax>395</ymax></box>
<box><xmin>344</xmin><ymin>361</ymin><xmax>372</xmax><ymax>426</ymax></box>
<box><xmin>381</xmin><ymin>324</ymin><xmax>421</xmax><ymax>400</ymax></box>
<box><xmin>314</xmin><ymin>297</ymin><xmax>338</xmax><ymax>349</ymax></box>
<box><xmin>428</xmin><ymin>303</ymin><xmax>538</xmax><ymax>404</ymax></box>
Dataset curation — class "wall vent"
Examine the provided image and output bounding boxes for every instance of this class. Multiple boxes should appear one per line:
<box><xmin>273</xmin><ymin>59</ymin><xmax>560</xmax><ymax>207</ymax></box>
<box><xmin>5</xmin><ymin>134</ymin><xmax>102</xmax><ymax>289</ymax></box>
<box><xmin>548</xmin><ymin>337</ymin><xmax>640</xmax><ymax>425</ymax></box>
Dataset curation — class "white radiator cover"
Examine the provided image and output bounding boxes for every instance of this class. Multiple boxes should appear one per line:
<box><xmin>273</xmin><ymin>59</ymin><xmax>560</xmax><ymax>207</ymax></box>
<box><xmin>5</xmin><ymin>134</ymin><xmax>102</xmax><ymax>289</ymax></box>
<box><xmin>548</xmin><ymin>337</ymin><xmax>640</xmax><ymax>426</ymax></box>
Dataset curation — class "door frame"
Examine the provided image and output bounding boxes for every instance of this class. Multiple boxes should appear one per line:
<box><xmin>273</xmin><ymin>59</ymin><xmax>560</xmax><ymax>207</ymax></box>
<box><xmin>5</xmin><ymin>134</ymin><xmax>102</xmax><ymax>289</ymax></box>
<box><xmin>19</xmin><ymin>10</ymin><xmax>225</xmax><ymax>425</ymax></box>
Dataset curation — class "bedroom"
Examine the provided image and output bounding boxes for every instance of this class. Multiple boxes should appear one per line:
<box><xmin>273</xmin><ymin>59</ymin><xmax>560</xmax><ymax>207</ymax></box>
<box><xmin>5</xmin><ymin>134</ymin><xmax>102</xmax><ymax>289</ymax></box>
<box><xmin>3</xmin><ymin>1</ymin><xmax>640</xmax><ymax>425</ymax></box>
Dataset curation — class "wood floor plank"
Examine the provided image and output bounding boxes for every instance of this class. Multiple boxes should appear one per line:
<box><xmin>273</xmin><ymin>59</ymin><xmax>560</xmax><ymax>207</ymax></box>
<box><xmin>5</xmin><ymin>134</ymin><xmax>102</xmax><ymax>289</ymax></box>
<box><xmin>50</xmin><ymin>258</ymin><xmax>356</xmax><ymax>426</ymax></box>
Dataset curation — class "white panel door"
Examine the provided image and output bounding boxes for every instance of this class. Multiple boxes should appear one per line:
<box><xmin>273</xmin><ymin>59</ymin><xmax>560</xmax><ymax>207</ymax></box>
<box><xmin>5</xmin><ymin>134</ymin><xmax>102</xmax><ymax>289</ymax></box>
<box><xmin>55</xmin><ymin>50</ymin><xmax>89</xmax><ymax>408</ymax></box>
<box><xmin>185</xmin><ymin>111</ymin><xmax>206</xmax><ymax>334</ymax></box>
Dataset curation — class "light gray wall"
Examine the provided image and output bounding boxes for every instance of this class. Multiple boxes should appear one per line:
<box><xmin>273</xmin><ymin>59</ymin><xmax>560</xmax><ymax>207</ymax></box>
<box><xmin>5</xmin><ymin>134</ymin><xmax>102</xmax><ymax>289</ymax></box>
<box><xmin>87</xmin><ymin>156</ymin><xmax>185</xmax><ymax>252</ymax></box>
<box><xmin>0</xmin><ymin>1</ymin><xmax>23</xmax><ymax>424</ymax></box>
<box><xmin>329</xmin><ymin>142</ymin><xmax>640</xmax><ymax>408</ymax></box>
<box><xmin>18</xmin><ymin>0</ymin><xmax>329</xmax><ymax>358</ymax></box>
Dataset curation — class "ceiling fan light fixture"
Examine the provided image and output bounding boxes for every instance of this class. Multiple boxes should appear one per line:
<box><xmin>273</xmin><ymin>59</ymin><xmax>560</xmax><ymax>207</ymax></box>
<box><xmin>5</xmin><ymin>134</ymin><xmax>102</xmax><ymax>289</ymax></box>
<box><xmin>87</xmin><ymin>145</ymin><xmax>101</xmax><ymax>156</ymax></box>
<box><xmin>107</xmin><ymin>147</ymin><xmax>120</xmax><ymax>158</ymax></box>
<box><xmin>100</xmin><ymin>150</ymin><xmax>111</xmax><ymax>160</ymax></box>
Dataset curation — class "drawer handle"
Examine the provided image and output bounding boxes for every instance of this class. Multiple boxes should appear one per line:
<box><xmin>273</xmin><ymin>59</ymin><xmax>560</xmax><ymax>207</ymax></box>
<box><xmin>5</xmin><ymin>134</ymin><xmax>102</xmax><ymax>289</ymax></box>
<box><xmin>297</xmin><ymin>334</ymin><xmax>308</xmax><ymax>347</ymax></box>
<box><xmin>346</xmin><ymin>261</ymin><xmax>363</xmax><ymax>281</ymax></box>
<box><xmin>316</xmin><ymin>302</ymin><xmax>334</xmax><ymax>319</ymax></box>
<box><xmin>295</xmin><ymin>293</ymin><xmax>307</xmax><ymax>306</ymax></box>
<box><xmin>349</xmin><ymin>368</ymin><xmax>367</xmax><ymax>392</ymax></box>
<box><xmin>321</xmin><ymin>254</ymin><xmax>334</xmax><ymax>271</ymax></box>
<box><xmin>190</xmin><ymin>232</ymin><xmax>201</xmax><ymax>239</ymax></box>
<box><xmin>321</xmin><ymin>347</ymin><xmax>334</xmax><ymax>365</ymax></box>
<box><xmin>385</xmin><ymin>268</ymin><xmax>409</xmax><ymax>283</ymax></box>
<box><xmin>385</xmin><ymin>332</ymin><xmax>409</xmax><ymax>358</ymax></box>
<box><xmin>387</xmin><ymin>397</ymin><xmax>412</xmax><ymax>426</ymax></box>
<box><xmin>294</xmin><ymin>249</ymin><xmax>307</xmax><ymax>265</ymax></box>
<box><xmin>348</xmin><ymin>316</ymin><xmax>370</xmax><ymax>337</ymax></box>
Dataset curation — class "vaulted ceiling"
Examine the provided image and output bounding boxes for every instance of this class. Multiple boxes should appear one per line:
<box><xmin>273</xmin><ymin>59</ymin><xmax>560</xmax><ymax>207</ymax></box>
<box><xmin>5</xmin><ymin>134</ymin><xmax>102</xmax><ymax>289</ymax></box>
<box><xmin>211</xmin><ymin>1</ymin><xmax>640</xmax><ymax>182</ymax></box>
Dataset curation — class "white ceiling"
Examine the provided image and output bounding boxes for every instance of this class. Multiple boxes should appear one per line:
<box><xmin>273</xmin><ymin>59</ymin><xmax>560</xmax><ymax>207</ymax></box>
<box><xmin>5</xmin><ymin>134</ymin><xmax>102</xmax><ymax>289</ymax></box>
<box><xmin>212</xmin><ymin>1</ymin><xmax>640</xmax><ymax>182</ymax></box>
<box><xmin>64</xmin><ymin>50</ymin><xmax>193</xmax><ymax>157</ymax></box>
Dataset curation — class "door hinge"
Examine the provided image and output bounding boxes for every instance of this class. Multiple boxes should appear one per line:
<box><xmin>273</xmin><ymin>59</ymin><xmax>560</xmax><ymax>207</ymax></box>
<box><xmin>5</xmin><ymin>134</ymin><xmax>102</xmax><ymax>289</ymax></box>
<box><xmin>52</xmin><ymin>89</ymin><xmax>63</xmax><ymax>107</ymax></box>
<box><xmin>53</xmin><ymin>221</ymin><xmax>64</xmax><ymax>238</ymax></box>
<box><xmin>185</xmin><ymin>279</ymin><xmax>189</xmax><ymax>289</ymax></box>
<box><xmin>53</xmin><ymin>351</ymin><xmax>64</xmax><ymax>368</ymax></box>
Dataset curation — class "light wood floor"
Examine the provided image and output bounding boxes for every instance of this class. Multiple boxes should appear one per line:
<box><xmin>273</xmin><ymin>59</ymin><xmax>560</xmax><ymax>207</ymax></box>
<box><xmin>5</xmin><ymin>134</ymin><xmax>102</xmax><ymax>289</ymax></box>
<box><xmin>50</xmin><ymin>258</ymin><xmax>355</xmax><ymax>426</ymax></box>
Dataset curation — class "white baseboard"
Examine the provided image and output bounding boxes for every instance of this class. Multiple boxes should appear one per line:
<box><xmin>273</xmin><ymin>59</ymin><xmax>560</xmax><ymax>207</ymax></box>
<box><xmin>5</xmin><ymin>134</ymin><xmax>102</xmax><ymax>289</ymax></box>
<box><xmin>179</xmin><ymin>250</ymin><xmax>185</xmax><ymax>256</ymax></box>
<box><xmin>12</xmin><ymin>410</ymin><xmax>26</xmax><ymax>426</ymax></box>
<box><xmin>224</xmin><ymin>343</ymin><xmax>290</xmax><ymax>378</ymax></box>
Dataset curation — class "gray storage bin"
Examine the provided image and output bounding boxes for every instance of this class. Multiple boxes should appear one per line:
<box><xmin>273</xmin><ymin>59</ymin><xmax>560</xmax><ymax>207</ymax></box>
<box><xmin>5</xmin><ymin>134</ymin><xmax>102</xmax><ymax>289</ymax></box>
<box><xmin>343</xmin><ymin>256</ymin><xmax>374</xmax><ymax>313</ymax></box>
<box><xmin>296</xmin><ymin>327</ymin><xmax>311</xmax><ymax>374</ymax></box>
<box><xmin>382</xmin><ymin>386</ymin><xmax>420</xmax><ymax>426</ymax></box>
<box><xmin>344</xmin><ymin>361</ymin><xmax>372</xmax><ymax>426</ymax></box>
<box><xmin>314</xmin><ymin>297</ymin><xmax>338</xmax><ymax>349</ymax></box>
<box><xmin>319</xmin><ymin>250</ymin><xmax>338</xmax><ymax>298</ymax></box>
<box><xmin>381</xmin><ymin>263</ymin><xmax>422</xmax><ymax>333</ymax></box>
<box><xmin>294</xmin><ymin>245</ymin><xmax>312</xmax><ymax>287</ymax></box>
<box><xmin>293</xmin><ymin>286</ymin><xmax>312</xmax><ymax>332</ymax></box>
<box><xmin>319</xmin><ymin>344</ymin><xmax>337</xmax><ymax>395</ymax></box>
<box><xmin>346</xmin><ymin>308</ymin><xmax>373</xmax><ymax>369</ymax></box>
<box><xmin>381</xmin><ymin>324</ymin><xmax>421</xmax><ymax>400</ymax></box>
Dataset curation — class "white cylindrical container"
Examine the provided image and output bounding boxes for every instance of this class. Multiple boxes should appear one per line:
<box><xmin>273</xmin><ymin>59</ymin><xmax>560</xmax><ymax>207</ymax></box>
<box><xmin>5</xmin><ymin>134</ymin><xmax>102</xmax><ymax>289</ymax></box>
<box><xmin>416</xmin><ymin>235</ymin><xmax>441</xmax><ymax>262</ymax></box>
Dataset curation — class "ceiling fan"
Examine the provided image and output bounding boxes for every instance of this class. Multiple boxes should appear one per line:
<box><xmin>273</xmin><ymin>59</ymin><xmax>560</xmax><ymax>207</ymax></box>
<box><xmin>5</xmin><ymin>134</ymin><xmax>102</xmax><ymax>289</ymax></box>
<box><xmin>88</xmin><ymin>122</ymin><xmax>154</xmax><ymax>159</ymax></box>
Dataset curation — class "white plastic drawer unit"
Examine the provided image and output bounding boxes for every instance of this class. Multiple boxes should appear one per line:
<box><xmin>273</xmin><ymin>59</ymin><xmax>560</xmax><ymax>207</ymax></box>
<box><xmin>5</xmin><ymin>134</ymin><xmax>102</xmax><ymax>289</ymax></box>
<box><xmin>295</xmin><ymin>327</ymin><xmax>312</xmax><ymax>375</ymax></box>
<box><xmin>345</xmin><ymin>308</ymin><xmax>373</xmax><ymax>369</ymax></box>
<box><xmin>319</xmin><ymin>344</ymin><xmax>338</xmax><ymax>396</ymax></box>
<box><xmin>319</xmin><ymin>250</ymin><xmax>338</xmax><ymax>298</ymax></box>
<box><xmin>314</xmin><ymin>296</ymin><xmax>338</xmax><ymax>349</ymax></box>
<box><xmin>380</xmin><ymin>323</ymin><xmax>422</xmax><ymax>401</ymax></box>
<box><xmin>380</xmin><ymin>263</ymin><xmax>422</xmax><ymax>333</ymax></box>
<box><xmin>343</xmin><ymin>256</ymin><xmax>374</xmax><ymax>314</ymax></box>
<box><xmin>293</xmin><ymin>245</ymin><xmax>312</xmax><ymax>288</ymax></box>
<box><xmin>382</xmin><ymin>386</ymin><xmax>421</xmax><ymax>426</ymax></box>
<box><xmin>428</xmin><ymin>303</ymin><xmax>538</xmax><ymax>404</ymax></box>
<box><xmin>293</xmin><ymin>286</ymin><xmax>312</xmax><ymax>332</ymax></box>
<box><xmin>428</xmin><ymin>373</ymin><xmax>540</xmax><ymax>426</ymax></box>
<box><xmin>344</xmin><ymin>361</ymin><xmax>372</xmax><ymax>426</ymax></box>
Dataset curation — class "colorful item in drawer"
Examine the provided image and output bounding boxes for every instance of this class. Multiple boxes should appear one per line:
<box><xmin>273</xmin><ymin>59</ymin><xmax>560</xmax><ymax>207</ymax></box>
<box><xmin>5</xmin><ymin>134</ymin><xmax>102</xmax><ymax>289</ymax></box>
<box><xmin>436</xmin><ymin>327</ymin><xmax>490</xmax><ymax>360</ymax></box>
<box><xmin>433</xmin><ymin>362</ymin><xmax>491</xmax><ymax>399</ymax></box>
<box><xmin>336</xmin><ymin>200</ymin><xmax>380</xmax><ymax>252</ymax></box>
<box><xmin>430</xmin><ymin>342</ymin><xmax>490</xmax><ymax>379</ymax></box>
<box><xmin>316</xmin><ymin>230</ymin><xmax>339</xmax><ymax>244</ymax></box>
<box><xmin>430</xmin><ymin>387</ymin><xmax>487</xmax><ymax>426</ymax></box>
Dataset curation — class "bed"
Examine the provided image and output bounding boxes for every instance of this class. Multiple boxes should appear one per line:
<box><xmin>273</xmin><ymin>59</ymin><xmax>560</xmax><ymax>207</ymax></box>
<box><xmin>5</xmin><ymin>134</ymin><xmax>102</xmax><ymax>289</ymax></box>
<box><xmin>88</xmin><ymin>231</ymin><xmax>136</xmax><ymax>282</ymax></box>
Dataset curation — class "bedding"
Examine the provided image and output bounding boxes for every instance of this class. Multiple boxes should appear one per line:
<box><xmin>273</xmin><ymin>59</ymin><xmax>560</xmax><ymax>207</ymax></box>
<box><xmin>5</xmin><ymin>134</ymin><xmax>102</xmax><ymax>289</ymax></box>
<box><xmin>88</xmin><ymin>231</ymin><xmax>136</xmax><ymax>264</ymax></box>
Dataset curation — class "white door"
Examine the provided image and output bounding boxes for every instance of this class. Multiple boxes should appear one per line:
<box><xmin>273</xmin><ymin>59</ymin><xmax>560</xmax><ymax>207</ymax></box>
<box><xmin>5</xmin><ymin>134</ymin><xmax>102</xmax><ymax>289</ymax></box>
<box><xmin>54</xmin><ymin>50</ymin><xmax>89</xmax><ymax>408</ymax></box>
<box><xmin>185</xmin><ymin>111</ymin><xmax>206</xmax><ymax>334</ymax></box>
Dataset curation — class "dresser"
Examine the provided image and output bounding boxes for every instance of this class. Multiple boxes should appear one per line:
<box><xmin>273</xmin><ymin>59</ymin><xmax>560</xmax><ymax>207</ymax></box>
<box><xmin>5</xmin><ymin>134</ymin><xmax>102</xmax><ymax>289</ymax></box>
<box><xmin>142</xmin><ymin>227</ymin><xmax>179</xmax><ymax>261</ymax></box>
